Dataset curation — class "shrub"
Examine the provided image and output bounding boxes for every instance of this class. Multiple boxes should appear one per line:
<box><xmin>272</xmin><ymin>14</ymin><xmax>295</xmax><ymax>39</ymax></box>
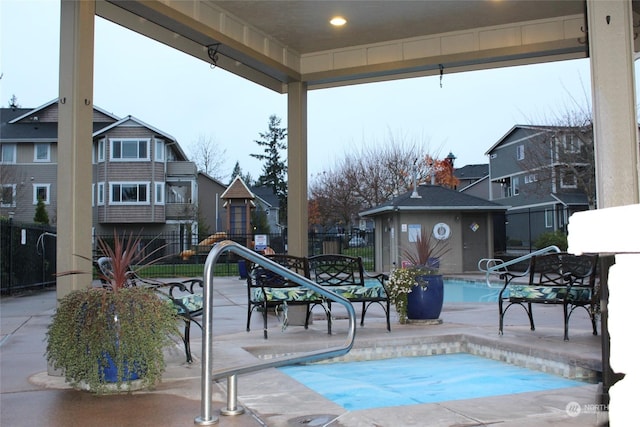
<box><xmin>534</xmin><ymin>231</ymin><xmax>568</xmax><ymax>251</ymax></box>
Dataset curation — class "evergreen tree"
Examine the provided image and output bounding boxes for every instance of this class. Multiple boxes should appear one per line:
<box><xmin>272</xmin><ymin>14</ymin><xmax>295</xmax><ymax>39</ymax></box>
<box><xmin>34</xmin><ymin>198</ymin><xmax>50</xmax><ymax>224</ymax></box>
<box><xmin>229</xmin><ymin>161</ymin><xmax>254</xmax><ymax>186</ymax></box>
<box><xmin>250</xmin><ymin>115</ymin><xmax>288</xmax><ymax>223</ymax></box>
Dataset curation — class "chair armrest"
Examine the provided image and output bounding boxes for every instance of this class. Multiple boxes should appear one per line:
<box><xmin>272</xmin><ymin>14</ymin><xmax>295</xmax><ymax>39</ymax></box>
<box><xmin>364</xmin><ymin>270</ymin><xmax>388</xmax><ymax>285</ymax></box>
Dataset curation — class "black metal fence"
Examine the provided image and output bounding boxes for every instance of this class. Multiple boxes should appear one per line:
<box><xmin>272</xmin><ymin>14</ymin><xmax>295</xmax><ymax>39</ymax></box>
<box><xmin>503</xmin><ymin>206</ymin><xmax>581</xmax><ymax>253</ymax></box>
<box><xmin>1</xmin><ymin>220</ymin><xmax>57</xmax><ymax>294</ymax></box>
<box><xmin>0</xmin><ymin>224</ymin><xmax>375</xmax><ymax>293</ymax></box>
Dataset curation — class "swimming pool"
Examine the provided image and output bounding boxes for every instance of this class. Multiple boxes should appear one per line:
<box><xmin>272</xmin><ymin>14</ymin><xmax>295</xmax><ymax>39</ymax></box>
<box><xmin>365</xmin><ymin>278</ymin><xmax>502</xmax><ymax>303</ymax></box>
<box><xmin>279</xmin><ymin>353</ymin><xmax>585</xmax><ymax>411</ymax></box>
<box><xmin>443</xmin><ymin>279</ymin><xmax>502</xmax><ymax>303</ymax></box>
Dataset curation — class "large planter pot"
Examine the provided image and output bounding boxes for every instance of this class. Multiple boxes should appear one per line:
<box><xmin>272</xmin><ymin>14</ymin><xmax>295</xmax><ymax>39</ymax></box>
<box><xmin>46</xmin><ymin>287</ymin><xmax>179</xmax><ymax>393</ymax></box>
<box><xmin>100</xmin><ymin>352</ymin><xmax>141</xmax><ymax>383</ymax></box>
<box><xmin>407</xmin><ymin>274</ymin><xmax>444</xmax><ymax>320</ymax></box>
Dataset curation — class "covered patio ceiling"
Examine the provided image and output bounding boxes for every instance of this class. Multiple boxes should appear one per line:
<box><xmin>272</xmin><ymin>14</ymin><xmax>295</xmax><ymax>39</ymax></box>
<box><xmin>96</xmin><ymin>0</ymin><xmax>640</xmax><ymax>93</ymax></box>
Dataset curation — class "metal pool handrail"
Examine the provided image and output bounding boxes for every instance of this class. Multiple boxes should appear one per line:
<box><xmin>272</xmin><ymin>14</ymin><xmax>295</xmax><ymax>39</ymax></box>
<box><xmin>477</xmin><ymin>245</ymin><xmax>561</xmax><ymax>288</ymax></box>
<box><xmin>195</xmin><ymin>240</ymin><xmax>357</xmax><ymax>426</ymax></box>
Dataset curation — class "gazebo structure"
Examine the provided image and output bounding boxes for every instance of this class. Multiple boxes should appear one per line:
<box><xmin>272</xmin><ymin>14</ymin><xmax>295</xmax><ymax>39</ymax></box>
<box><xmin>54</xmin><ymin>1</ymin><xmax>639</xmax><ymax>422</ymax></box>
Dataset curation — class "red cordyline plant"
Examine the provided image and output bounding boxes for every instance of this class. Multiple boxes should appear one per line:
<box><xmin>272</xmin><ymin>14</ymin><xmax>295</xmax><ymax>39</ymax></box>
<box><xmin>402</xmin><ymin>228</ymin><xmax>450</xmax><ymax>272</ymax></box>
<box><xmin>96</xmin><ymin>231</ymin><xmax>166</xmax><ymax>291</ymax></box>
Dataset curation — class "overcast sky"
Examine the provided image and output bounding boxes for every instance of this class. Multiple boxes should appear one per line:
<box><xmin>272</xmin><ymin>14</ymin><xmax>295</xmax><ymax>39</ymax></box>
<box><xmin>2</xmin><ymin>0</ymin><xmax>634</xmax><ymax>181</ymax></box>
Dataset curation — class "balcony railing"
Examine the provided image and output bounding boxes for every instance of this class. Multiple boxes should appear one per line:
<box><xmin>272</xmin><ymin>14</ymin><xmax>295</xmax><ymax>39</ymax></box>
<box><xmin>165</xmin><ymin>202</ymin><xmax>196</xmax><ymax>219</ymax></box>
<box><xmin>166</xmin><ymin>161</ymin><xmax>197</xmax><ymax>176</ymax></box>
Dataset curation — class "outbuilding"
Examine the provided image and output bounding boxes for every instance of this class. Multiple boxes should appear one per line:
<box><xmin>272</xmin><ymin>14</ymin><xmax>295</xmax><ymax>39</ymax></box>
<box><xmin>360</xmin><ymin>184</ymin><xmax>508</xmax><ymax>274</ymax></box>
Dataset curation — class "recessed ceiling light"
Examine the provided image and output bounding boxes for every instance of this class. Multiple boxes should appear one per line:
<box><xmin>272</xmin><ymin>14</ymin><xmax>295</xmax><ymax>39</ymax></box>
<box><xmin>330</xmin><ymin>16</ymin><xmax>347</xmax><ymax>26</ymax></box>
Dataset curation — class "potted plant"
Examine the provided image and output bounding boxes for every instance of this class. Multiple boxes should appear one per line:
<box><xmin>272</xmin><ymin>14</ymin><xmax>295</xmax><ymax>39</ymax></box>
<box><xmin>388</xmin><ymin>228</ymin><xmax>450</xmax><ymax>323</ymax></box>
<box><xmin>46</xmin><ymin>232</ymin><xmax>179</xmax><ymax>393</ymax></box>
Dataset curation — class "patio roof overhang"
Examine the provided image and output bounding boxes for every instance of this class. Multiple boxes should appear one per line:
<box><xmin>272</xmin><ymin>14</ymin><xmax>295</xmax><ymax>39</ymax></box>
<box><xmin>97</xmin><ymin>0</ymin><xmax>616</xmax><ymax>93</ymax></box>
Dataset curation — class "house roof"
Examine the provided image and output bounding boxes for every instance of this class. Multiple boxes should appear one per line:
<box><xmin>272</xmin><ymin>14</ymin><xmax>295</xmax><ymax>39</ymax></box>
<box><xmin>454</xmin><ymin>164</ymin><xmax>488</xmax><ymax>180</ymax></box>
<box><xmin>250</xmin><ymin>186</ymin><xmax>279</xmax><ymax>209</ymax></box>
<box><xmin>0</xmin><ymin>102</ymin><xmax>119</xmax><ymax>142</ymax></box>
<box><xmin>483</xmin><ymin>124</ymin><xmax>589</xmax><ymax>155</ymax></box>
<box><xmin>551</xmin><ymin>192</ymin><xmax>590</xmax><ymax>206</ymax></box>
<box><xmin>7</xmin><ymin>98</ymin><xmax>121</xmax><ymax>124</ymax></box>
<box><xmin>197</xmin><ymin>171</ymin><xmax>227</xmax><ymax>188</ymax></box>
<box><xmin>484</xmin><ymin>125</ymin><xmax>555</xmax><ymax>155</ymax></box>
<box><xmin>221</xmin><ymin>176</ymin><xmax>255</xmax><ymax>200</ymax></box>
<box><xmin>359</xmin><ymin>184</ymin><xmax>508</xmax><ymax>217</ymax></box>
<box><xmin>0</xmin><ymin>112</ymin><xmax>59</xmax><ymax>142</ymax></box>
<box><xmin>458</xmin><ymin>174</ymin><xmax>489</xmax><ymax>193</ymax></box>
<box><xmin>1</xmin><ymin>100</ymin><xmax>191</xmax><ymax>161</ymax></box>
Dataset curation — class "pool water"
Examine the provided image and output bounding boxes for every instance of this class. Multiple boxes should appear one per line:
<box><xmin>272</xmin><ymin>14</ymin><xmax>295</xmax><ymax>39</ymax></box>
<box><xmin>279</xmin><ymin>353</ymin><xmax>584</xmax><ymax>410</ymax></box>
<box><xmin>366</xmin><ymin>278</ymin><xmax>503</xmax><ymax>303</ymax></box>
<box><xmin>443</xmin><ymin>279</ymin><xmax>502</xmax><ymax>303</ymax></box>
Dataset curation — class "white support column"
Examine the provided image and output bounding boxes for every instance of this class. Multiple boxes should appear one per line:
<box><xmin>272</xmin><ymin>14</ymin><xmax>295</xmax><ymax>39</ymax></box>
<box><xmin>287</xmin><ymin>81</ymin><xmax>308</xmax><ymax>257</ymax></box>
<box><xmin>588</xmin><ymin>0</ymin><xmax>640</xmax><ymax>206</ymax></box>
<box><xmin>582</xmin><ymin>1</ymin><xmax>640</xmax><ymax>423</ymax></box>
<box><xmin>57</xmin><ymin>0</ymin><xmax>95</xmax><ymax>298</ymax></box>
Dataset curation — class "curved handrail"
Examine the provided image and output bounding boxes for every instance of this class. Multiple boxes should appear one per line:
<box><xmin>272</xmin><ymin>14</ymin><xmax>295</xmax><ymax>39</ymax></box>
<box><xmin>478</xmin><ymin>245</ymin><xmax>561</xmax><ymax>288</ymax></box>
<box><xmin>196</xmin><ymin>240</ymin><xmax>357</xmax><ymax>425</ymax></box>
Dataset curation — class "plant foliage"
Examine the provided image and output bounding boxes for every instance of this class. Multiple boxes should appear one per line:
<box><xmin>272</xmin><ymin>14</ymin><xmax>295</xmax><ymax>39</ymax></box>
<box><xmin>46</xmin><ymin>287</ymin><xmax>179</xmax><ymax>393</ymax></box>
<box><xmin>534</xmin><ymin>230</ymin><xmax>568</xmax><ymax>251</ymax></box>
<box><xmin>46</xmin><ymin>231</ymin><xmax>178</xmax><ymax>393</ymax></box>
<box><xmin>402</xmin><ymin>228</ymin><xmax>450</xmax><ymax>270</ymax></box>
<box><xmin>387</xmin><ymin>267</ymin><xmax>421</xmax><ymax>324</ymax></box>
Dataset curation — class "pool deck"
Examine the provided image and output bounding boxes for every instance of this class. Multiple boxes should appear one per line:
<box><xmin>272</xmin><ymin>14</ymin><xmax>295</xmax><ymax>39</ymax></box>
<box><xmin>1</xmin><ymin>275</ymin><xmax>608</xmax><ymax>426</ymax></box>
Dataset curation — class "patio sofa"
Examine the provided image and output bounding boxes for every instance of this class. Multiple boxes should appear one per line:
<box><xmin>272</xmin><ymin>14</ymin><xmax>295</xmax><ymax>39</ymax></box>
<box><xmin>498</xmin><ymin>252</ymin><xmax>599</xmax><ymax>340</ymax></box>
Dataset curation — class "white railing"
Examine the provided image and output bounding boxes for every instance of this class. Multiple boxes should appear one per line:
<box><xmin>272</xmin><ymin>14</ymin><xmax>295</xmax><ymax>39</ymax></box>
<box><xmin>478</xmin><ymin>245</ymin><xmax>561</xmax><ymax>288</ymax></box>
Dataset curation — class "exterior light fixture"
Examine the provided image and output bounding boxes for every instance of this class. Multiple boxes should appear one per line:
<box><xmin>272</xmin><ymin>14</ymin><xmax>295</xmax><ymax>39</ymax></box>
<box><xmin>330</xmin><ymin>16</ymin><xmax>347</xmax><ymax>26</ymax></box>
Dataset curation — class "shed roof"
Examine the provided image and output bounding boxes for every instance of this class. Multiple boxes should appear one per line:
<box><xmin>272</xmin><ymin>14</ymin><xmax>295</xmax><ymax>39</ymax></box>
<box><xmin>360</xmin><ymin>184</ymin><xmax>508</xmax><ymax>217</ymax></box>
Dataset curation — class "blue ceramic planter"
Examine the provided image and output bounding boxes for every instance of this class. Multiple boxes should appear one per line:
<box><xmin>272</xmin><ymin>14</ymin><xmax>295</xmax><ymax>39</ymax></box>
<box><xmin>100</xmin><ymin>352</ymin><xmax>141</xmax><ymax>383</ymax></box>
<box><xmin>406</xmin><ymin>274</ymin><xmax>444</xmax><ymax>320</ymax></box>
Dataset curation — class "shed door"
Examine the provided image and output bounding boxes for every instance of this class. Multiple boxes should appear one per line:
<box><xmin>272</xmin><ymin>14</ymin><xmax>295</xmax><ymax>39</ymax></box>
<box><xmin>462</xmin><ymin>214</ymin><xmax>487</xmax><ymax>272</ymax></box>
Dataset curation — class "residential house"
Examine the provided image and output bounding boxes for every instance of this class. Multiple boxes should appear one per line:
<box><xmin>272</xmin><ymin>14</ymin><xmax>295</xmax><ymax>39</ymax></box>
<box><xmin>1</xmin><ymin>99</ymin><xmax>198</xmax><ymax>248</ymax></box>
<box><xmin>485</xmin><ymin>125</ymin><xmax>592</xmax><ymax>249</ymax></box>
<box><xmin>197</xmin><ymin>172</ymin><xmax>228</xmax><ymax>236</ymax></box>
<box><xmin>250</xmin><ymin>185</ymin><xmax>282</xmax><ymax>233</ymax></box>
<box><xmin>360</xmin><ymin>184</ymin><xmax>507</xmax><ymax>273</ymax></box>
<box><xmin>453</xmin><ymin>163</ymin><xmax>503</xmax><ymax>201</ymax></box>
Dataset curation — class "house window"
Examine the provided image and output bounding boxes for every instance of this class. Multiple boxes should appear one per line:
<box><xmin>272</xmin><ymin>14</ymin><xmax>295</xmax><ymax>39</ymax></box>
<box><xmin>1</xmin><ymin>184</ymin><xmax>16</xmax><ymax>207</ymax></box>
<box><xmin>1</xmin><ymin>144</ymin><xmax>16</xmax><ymax>163</ymax></box>
<box><xmin>97</xmin><ymin>182</ymin><xmax>105</xmax><ymax>205</ymax></box>
<box><xmin>110</xmin><ymin>139</ymin><xmax>149</xmax><ymax>161</ymax></box>
<box><xmin>561</xmin><ymin>171</ymin><xmax>577</xmax><ymax>188</ymax></box>
<box><xmin>110</xmin><ymin>182</ymin><xmax>149</xmax><ymax>204</ymax></box>
<box><xmin>97</xmin><ymin>139</ymin><xmax>105</xmax><ymax>162</ymax></box>
<box><xmin>500</xmin><ymin>177</ymin><xmax>512</xmax><ymax>198</ymax></box>
<box><xmin>545</xmin><ymin>209</ymin><xmax>554</xmax><ymax>228</ymax></box>
<box><xmin>564</xmin><ymin>134</ymin><xmax>580</xmax><ymax>153</ymax></box>
<box><xmin>155</xmin><ymin>140</ymin><xmax>164</xmax><ymax>162</ymax></box>
<box><xmin>33</xmin><ymin>184</ymin><xmax>50</xmax><ymax>204</ymax></box>
<box><xmin>167</xmin><ymin>183</ymin><xmax>191</xmax><ymax>203</ymax></box>
<box><xmin>155</xmin><ymin>183</ymin><xmax>165</xmax><ymax>204</ymax></box>
<box><xmin>512</xmin><ymin>176</ymin><xmax>520</xmax><ymax>195</ymax></box>
<box><xmin>34</xmin><ymin>143</ymin><xmax>50</xmax><ymax>162</ymax></box>
<box><xmin>516</xmin><ymin>145</ymin><xmax>525</xmax><ymax>161</ymax></box>
<box><xmin>524</xmin><ymin>174</ymin><xmax>538</xmax><ymax>184</ymax></box>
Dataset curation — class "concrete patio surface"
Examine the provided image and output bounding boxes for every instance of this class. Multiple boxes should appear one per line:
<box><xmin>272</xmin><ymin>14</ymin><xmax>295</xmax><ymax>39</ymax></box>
<box><xmin>1</xmin><ymin>275</ymin><xmax>609</xmax><ymax>426</ymax></box>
